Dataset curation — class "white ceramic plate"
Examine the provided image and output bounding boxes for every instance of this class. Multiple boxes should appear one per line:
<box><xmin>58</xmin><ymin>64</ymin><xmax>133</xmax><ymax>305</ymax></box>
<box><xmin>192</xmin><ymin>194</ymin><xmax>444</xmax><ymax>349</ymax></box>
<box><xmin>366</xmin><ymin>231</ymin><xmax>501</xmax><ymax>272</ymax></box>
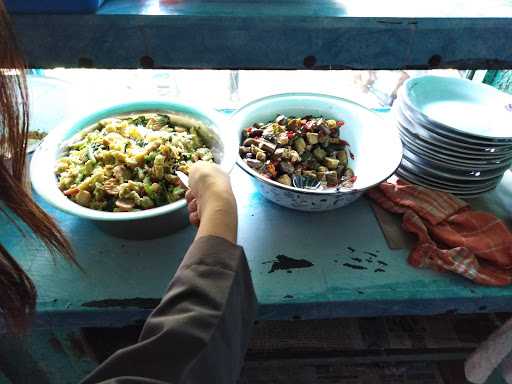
<box><xmin>400</xmin><ymin>98</ymin><xmax>512</xmax><ymax>146</ymax></box>
<box><xmin>396</xmin><ymin>103</ymin><xmax>512</xmax><ymax>155</ymax></box>
<box><xmin>397</xmin><ymin>168</ymin><xmax>496</xmax><ymax>192</ymax></box>
<box><xmin>402</xmin><ymin>75</ymin><xmax>512</xmax><ymax>141</ymax></box>
<box><xmin>398</xmin><ymin>122</ymin><xmax>512</xmax><ymax>160</ymax></box>
<box><xmin>400</xmin><ymin>157</ymin><xmax>502</xmax><ymax>188</ymax></box>
<box><xmin>400</xmin><ymin>132</ymin><xmax>512</xmax><ymax>169</ymax></box>
<box><xmin>398</xmin><ymin>124</ymin><xmax>512</xmax><ymax>161</ymax></box>
<box><xmin>397</xmin><ymin>168</ymin><xmax>498</xmax><ymax>198</ymax></box>
<box><xmin>397</xmin><ymin>166</ymin><xmax>499</xmax><ymax>191</ymax></box>
<box><xmin>401</xmin><ymin>154</ymin><xmax>505</xmax><ymax>181</ymax></box>
<box><xmin>400</xmin><ymin>131</ymin><xmax>512</xmax><ymax>166</ymax></box>
<box><xmin>401</xmin><ymin>99</ymin><xmax>512</xmax><ymax>146</ymax></box>
<box><xmin>399</xmin><ymin>160</ymin><xmax>502</xmax><ymax>188</ymax></box>
<box><xmin>403</xmin><ymin>148</ymin><xmax>510</xmax><ymax>178</ymax></box>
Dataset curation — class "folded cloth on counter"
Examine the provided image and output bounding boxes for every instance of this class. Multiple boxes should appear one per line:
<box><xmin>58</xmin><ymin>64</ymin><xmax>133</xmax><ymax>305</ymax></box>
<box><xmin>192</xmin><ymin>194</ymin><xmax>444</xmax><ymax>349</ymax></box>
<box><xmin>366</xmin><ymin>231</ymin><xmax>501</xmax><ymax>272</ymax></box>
<box><xmin>366</xmin><ymin>177</ymin><xmax>512</xmax><ymax>286</ymax></box>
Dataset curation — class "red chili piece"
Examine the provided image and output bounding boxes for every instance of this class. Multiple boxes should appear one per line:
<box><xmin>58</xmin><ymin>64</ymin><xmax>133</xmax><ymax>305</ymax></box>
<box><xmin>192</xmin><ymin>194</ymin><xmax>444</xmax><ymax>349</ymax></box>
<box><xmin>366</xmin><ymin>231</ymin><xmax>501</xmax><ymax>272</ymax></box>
<box><xmin>336</xmin><ymin>120</ymin><xmax>345</xmax><ymax>127</ymax></box>
<box><xmin>350</xmin><ymin>175</ymin><xmax>357</xmax><ymax>183</ymax></box>
<box><xmin>266</xmin><ymin>163</ymin><xmax>277</xmax><ymax>177</ymax></box>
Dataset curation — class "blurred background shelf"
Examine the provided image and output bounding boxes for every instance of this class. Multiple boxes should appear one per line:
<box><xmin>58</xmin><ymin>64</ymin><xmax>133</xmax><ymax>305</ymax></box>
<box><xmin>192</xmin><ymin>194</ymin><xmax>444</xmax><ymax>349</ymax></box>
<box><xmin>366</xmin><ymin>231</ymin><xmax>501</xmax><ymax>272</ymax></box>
<box><xmin>9</xmin><ymin>0</ymin><xmax>512</xmax><ymax>70</ymax></box>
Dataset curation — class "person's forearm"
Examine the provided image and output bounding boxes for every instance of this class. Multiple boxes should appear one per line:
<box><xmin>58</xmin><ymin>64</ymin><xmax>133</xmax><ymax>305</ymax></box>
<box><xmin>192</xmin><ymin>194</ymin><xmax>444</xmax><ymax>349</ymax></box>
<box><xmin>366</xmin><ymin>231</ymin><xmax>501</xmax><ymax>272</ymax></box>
<box><xmin>196</xmin><ymin>193</ymin><xmax>237</xmax><ymax>244</ymax></box>
<box><xmin>80</xmin><ymin>236</ymin><xmax>257</xmax><ymax>384</ymax></box>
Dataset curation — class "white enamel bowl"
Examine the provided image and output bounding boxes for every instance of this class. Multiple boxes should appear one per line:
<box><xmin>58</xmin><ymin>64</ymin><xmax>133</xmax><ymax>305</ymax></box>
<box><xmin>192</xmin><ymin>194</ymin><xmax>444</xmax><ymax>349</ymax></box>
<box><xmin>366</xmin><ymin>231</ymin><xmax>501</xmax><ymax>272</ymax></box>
<box><xmin>31</xmin><ymin>99</ymin><xmax>237</xmax><ymax>238</ymax></box>
<box><xmin>231</xmin><ymin>93</ymin><xmax>403</xmax><ymax>211</ymax></box>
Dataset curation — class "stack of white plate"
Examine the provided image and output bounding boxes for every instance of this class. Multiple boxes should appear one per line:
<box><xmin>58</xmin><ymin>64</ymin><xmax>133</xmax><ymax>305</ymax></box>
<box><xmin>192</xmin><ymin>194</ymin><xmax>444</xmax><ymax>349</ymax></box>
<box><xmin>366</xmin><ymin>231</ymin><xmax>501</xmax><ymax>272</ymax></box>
<box><xmin>394</xmin><ymin>75</ymin><xmax>512</xmax><ymax>198</ymax></box>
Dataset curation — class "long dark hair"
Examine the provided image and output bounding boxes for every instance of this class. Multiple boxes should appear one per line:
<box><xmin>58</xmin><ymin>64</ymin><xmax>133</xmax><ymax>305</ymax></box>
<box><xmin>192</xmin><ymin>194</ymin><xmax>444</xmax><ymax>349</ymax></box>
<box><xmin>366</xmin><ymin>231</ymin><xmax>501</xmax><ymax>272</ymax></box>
<box><xmin>0</xmin><ymin>0</ymin><xmax>76</xmax><ymax>332</ymax></box>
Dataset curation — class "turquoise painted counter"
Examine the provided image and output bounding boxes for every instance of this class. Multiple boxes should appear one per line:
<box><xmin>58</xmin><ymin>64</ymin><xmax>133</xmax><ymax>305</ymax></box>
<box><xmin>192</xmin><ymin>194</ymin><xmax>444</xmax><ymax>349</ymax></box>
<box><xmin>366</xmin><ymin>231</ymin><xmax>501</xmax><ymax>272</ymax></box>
<box><xmin>2</xmin><ymin>157</ymin><xmax>512</xmax><ymax>329</ymax></box>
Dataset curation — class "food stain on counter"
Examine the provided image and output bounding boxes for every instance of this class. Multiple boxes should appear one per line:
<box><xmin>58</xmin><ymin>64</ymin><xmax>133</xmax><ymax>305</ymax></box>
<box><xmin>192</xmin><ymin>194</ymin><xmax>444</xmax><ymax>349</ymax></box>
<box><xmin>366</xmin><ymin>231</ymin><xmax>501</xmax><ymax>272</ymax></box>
<box><xmin>338</xmin><ymin>247</ymin><xmax>389</xmax><ymax>273</ymax></box>
<box><xmin>267</xmin><ymin>254</ymin><xmax>314</xmax><ymax>273</ymax></box>
<box><xmin>342</xmin><ymin>263</ymin><xmax>368</xmax><ymax>270</ymax></box>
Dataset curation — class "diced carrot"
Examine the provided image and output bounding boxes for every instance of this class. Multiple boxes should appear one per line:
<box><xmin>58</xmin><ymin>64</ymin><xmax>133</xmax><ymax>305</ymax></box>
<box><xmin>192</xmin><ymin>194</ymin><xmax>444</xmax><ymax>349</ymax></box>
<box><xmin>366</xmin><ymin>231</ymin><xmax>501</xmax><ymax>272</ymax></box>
<box><xmin>64</xmin><ymin>187</ymin><xmax>80</xmax><ymax>196</ymax></box>
<box><xmin>266</xmin><ymin>163</ymin><xmax>277</xmax><ymax>177</ymax></box>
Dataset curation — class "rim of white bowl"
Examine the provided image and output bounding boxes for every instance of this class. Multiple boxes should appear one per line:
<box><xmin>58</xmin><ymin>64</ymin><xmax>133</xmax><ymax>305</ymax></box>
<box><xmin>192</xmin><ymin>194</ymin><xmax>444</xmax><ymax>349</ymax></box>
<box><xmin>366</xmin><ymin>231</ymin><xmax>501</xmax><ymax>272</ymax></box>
<box><xmin>31</xmin><ymin>99</ymin><xmax>236</xmax><ymax>221</ymax></box>
<box><xmin>231</xmin><ymin>92</ymin><xmax>403</xmax><ymax>195</ymax></box>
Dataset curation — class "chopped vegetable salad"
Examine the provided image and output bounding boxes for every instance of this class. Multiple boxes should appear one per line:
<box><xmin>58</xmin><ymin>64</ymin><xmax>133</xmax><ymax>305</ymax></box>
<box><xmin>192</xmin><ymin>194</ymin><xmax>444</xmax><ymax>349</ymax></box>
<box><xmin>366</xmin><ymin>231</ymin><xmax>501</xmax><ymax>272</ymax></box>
<box><xmin>239</xmin><ymin>115</ymin><xmax>356</xmax><ymax>189</ymax></box>
<box><xmin>55</xmin><ymin>112</ymin><xmax>214</xmax><ymax>212</ymax></box>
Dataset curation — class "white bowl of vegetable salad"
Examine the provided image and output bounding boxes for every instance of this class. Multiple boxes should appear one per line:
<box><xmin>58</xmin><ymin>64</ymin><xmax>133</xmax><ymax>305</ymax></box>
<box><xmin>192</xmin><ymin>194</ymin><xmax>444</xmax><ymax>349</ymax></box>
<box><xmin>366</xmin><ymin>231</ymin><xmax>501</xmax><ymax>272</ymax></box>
<box><xmin>232</xmin><ymin>93</ymin><xmax>403</xmax><ymax>211</ymax></box>
<box><xmin>31</xmin><ymin>100</ymin><xmax>237</xmax><ymax>238</ymax></box>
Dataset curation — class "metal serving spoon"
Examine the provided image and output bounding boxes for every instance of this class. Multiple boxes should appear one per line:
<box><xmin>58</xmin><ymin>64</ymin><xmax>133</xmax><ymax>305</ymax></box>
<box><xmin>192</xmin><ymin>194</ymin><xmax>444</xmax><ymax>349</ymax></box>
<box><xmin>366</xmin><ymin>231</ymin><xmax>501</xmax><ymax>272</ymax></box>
<box><xmin>175</xmin><ymin>170</ymin><xmax>190</xmax><ymax>189</ymax></box>
<box><xmin>292</xmin><ymin>174</ymin><xmax>321</xmax><ymax>190</ymax></box>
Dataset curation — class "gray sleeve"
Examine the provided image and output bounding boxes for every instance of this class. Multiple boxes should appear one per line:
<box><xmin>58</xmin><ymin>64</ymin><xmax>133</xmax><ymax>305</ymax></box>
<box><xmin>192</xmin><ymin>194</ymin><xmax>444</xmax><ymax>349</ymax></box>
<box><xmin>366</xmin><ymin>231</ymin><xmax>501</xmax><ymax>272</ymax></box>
<box><xmin>81</xmin><ymin>236</ymin><xmax>258</xmax><ymax>384</ymax></box>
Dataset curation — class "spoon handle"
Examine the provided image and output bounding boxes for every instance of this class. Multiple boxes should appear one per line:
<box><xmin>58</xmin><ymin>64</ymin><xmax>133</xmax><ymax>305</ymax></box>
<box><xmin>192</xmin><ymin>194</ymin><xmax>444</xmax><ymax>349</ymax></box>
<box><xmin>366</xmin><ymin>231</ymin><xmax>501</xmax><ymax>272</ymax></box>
<box><xmin>175</xmin><ymin>171</ymin><xmax>190</xmax><ymax>189</ymax></box>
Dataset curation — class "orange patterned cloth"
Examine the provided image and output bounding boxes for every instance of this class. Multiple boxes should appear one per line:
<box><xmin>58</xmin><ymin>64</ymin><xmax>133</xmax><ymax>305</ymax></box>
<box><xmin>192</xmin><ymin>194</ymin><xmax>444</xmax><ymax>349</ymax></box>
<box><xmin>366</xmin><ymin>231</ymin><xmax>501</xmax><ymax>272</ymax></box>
<box><xmin>367</xmin><ymin>178</ymin><xmax>512</xmax><ymax>286</ymax></box>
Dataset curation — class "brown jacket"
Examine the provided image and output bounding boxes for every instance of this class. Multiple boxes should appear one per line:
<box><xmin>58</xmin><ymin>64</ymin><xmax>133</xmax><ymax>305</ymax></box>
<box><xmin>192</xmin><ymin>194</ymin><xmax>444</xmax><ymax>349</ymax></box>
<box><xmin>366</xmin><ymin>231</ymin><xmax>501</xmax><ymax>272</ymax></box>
<box><xmin>81</xmin><ymin>236</ymin><xmax>257</xmax><ymax>384</ymax></box>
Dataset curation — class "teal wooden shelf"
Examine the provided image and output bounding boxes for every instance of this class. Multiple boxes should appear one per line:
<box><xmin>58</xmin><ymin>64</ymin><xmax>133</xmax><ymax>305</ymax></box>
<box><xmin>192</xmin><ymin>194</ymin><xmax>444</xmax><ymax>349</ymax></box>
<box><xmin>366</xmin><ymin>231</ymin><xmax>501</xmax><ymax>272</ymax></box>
<box><xmin>9</xmin><ymin>0</ymin><xmax>512</xmax><ymax>70</ymax></box>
